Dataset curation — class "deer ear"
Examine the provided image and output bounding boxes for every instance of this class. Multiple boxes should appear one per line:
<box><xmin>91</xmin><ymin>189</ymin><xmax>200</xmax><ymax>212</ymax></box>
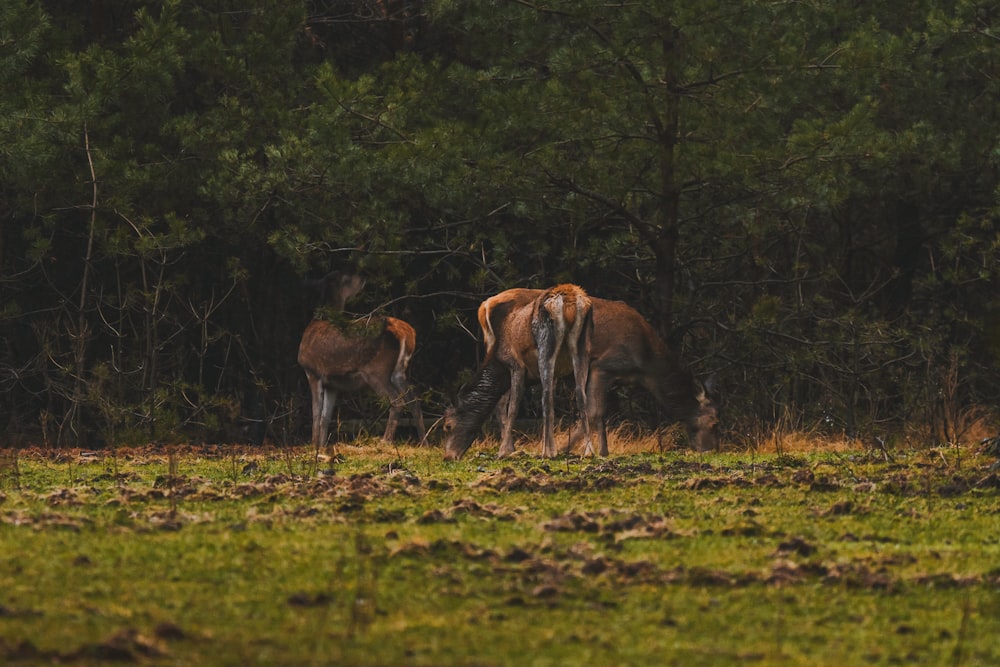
<box><xmin>702</xmin><ymin>374</ymin><xmax>718</xmax><ymax>396</ymax></box>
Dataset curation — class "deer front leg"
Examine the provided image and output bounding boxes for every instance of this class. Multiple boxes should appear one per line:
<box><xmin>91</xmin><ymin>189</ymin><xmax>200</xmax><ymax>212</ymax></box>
<box><xmin>494</xmin><ymin>390</ymin><xmax>511</xmax><ymax>429</ymax></box>
<box><xmin>498</xmin><ymin>368</ymin><xmax>523</xmax><ymax>458</ymax></box>
<box><xmin>587</xmin><ymin>369</ymin><xmax>611</xmax><ymax>456</ymax></box>
<box><xmin>567</xmin><ymin>369</ymin><xmax>609</xmax><ymax>456</ymax></box>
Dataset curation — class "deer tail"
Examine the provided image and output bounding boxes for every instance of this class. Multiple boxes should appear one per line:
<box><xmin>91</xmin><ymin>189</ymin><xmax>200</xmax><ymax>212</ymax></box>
<box><xmin>384</xmin><ymin>318</ymin><xmax>416</xmax><ymax>376</ymax></box>
<box><xmin>544</xmin><ymin>284</ymin><xmax>589</xmax><ymax>328</ymax></box>
<box><xmin>478</xmin><ymin>300</ymin><xmax>498</xmax><ymax>360</ymax></box>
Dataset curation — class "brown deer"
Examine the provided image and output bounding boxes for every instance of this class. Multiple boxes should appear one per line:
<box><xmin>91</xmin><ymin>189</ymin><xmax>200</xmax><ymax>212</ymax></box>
<box><xmin>298</xmin><ymin>272</ymin><xmax>426</xmax><ymax>447</ymax></box>
<box><xmin>444</xmin><ymin>285</ymin><xmax>593</xmax><ymax>460</ymax></box>
<box><xmin>444</xmin><ymin>289</ymin><xmax>719</xmax><ymax>460</ymax></box>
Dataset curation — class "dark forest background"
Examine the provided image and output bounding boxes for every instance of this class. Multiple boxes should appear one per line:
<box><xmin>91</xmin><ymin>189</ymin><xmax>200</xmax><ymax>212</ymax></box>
<box><xmin>2</xmin><ymin>0</ymin><xmax>998</xmax><ymax>448</ymax></box>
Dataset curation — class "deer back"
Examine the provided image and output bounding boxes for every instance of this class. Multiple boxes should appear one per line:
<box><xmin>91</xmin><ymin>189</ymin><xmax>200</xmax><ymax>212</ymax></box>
<box><xmin>297</xmin><ymin>316</ymin><xmax>405</xmax><ymax>381</ymax></box>
<box><xmin>479</xmin><ymin>290</ymin><xmax>539</xmax><ymax>374</ymax></box>
<box><xmin>589</xmin><ymin>299</ymin><xmax>692</xmax><ymax>401</ymax></box>
<box><xmin>590</xmin><ymin>297</ymin><xmax>719</xmax><ymax>447</ymax></box>
<box><xmin>478</xmin><ymin>288</ymin><xmax>539</xmax><ymax>362</ymax></box>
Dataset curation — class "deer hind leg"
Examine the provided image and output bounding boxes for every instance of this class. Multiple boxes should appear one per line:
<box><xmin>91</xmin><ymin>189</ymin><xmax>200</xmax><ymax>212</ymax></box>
<box><xmin>498</xmin><ymin>367</ymin><xmax>524</xmax><ymax>458</ymax></box>
<box><xmin>382</xmin><ymin>401</ymin><xmax>401</xmax><ymax>442</ymax></box>
<box><xmin>311</xmin><ymin>377</ymin><xmax>337</xmax><ymax>449</ymax></box>
<box><xmin>307</xmin><ymin>376</ymin><xmax>321</xmax><ymax>447</ymax></box>
<box><xmin>533</xmin><ymin>307</ymin><xmax>565</xmax><ymax>458</ymax></box>
<box><xmin>389</xmin><ymin>366</ymin><xmax>426</xmax><ymax>444</ymax></box>
<box><xmin>407</xmin><ymin>388</ymin><xmax>426</xmax><ymax>444</ymax></box>
<box><xmin>377</xmin><ymin>374</ymin><xmax>405</xmax><ymax>443</ymax></box>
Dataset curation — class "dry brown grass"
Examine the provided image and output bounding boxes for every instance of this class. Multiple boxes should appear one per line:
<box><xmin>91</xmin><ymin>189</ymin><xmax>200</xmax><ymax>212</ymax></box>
<box><xmin>456</xmin><ymin>421</ymin><xmax>858</xmax><ymax>457</ymax></box>
<box><xmin>337</xmin><ymin>405</ymin><xmax>999</xmax><ymax>459</ymax></box>
<box><xmin>746</xmin><ymin>429</ymin><xmax>861</xmax><ymax>454</ymax></box>
<box><xmin>921</xmin><ymin>405</ymin><xmax>998</xmax><ymax>447</ymax></box>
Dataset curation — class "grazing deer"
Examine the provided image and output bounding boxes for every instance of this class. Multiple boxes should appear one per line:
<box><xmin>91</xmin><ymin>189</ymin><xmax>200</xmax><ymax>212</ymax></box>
<box><xmin>444</xmin><ymin>289</ymin><xmax>719</xmax><ymax>460</ymax></box>
<box><xmin>441</xmin><ymin>356</ymin><xmax>512</xmax><ymax>462</ymax></box>
<box><xmin>445</xmin><ymin>285</ymin><xmax>594</xmax><ymax>459</ymax></box>
<box><xmin>445</xmin><ymin>285</ymin><xmax>593</xmax><ymax>458</ymax></box>
<box><xmin>298</xmin><ymin>272</ymin><xmax>426</xmax><ymax>447</ymax></box>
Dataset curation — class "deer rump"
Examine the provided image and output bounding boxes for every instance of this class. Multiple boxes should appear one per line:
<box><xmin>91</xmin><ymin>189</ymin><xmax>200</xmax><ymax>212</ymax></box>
<box><xmin>298</xmin><ymin>316</ymin><xmax>425</xmax><ymax>446</ymax></box>
<box><xmin>444</xmin><ymin>289</ymin><xmax>719</xmax><ymax>460</ymax></box>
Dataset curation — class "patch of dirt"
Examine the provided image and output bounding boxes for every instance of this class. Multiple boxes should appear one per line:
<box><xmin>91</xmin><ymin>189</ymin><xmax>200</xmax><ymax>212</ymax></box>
<box><xmin>581</xmin><ymin>460</ymin><xmax>656</xmax><ymax>476</ymax></box>
<box><xmin>0</xmin><ymin>603</ymin><xmax>42</xmax><ymax>619</ymax></box>
<box><xmin>386</xmin><ymin>529</ymin><xmax>999</xmax><ymax>596</ymax></box>
<box><xmin>287</xmin><ymin>592</ymin><xmax>333</xmax><ymax>607</ymax></box>
<box><xmin>473</xmin><ymin>467</ymin><xmax>574</xmax><ymax>493</ymax></box>
<box><xmin>449</xmin><ymin>498</ymin><xmax>523</xmax><ymax>521</ymax></box>
<box><xmin>541</xmin><ymin>509</ymin><xmax>685</xmax><ymax>543</ymax></box>
<box><xmin>0</xmin><ymin>509</ymin><xmax>93</xmax><ymax>531</ymax></box>
<box><xmin>1</xmin><ymin>625</ymin><xmax>181</xmax><ymax>664</ymax></box>
<box><xmin>679</xmin><ymin>470</ymin><xmax>792</xmax><ymax>490</ymax></box>
<box><xmin>474</xmin><ymin>464</ymin><xmax>646</xmax><ymax>493</ymax></box>
<box><xmin>775</xmin><ymin>536</ymin><xmax>818</xmax><ymax>557</ymax></box>
<box><xmin>817</xmin><ymin>500</ymin><xmax>860</xmax><ymax>517</ymax></box>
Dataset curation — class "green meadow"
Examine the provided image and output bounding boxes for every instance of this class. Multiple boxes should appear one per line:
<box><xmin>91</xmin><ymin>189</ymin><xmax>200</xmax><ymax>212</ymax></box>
<box><xmin>1</xmin><ymin>442</ymin><xmax>999</xmax><ymax>666</ymax></box>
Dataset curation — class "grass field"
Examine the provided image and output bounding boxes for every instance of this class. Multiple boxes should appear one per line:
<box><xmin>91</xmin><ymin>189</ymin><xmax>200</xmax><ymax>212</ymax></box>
<box><xmin>1</xmin><ymin>436</ymin><xmax>999</xmax><ymax>666</ymax></box>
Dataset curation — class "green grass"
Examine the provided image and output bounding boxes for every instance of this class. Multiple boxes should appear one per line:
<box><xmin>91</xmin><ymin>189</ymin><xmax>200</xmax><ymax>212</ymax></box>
<box><xmin>1</xmin><ymin>442</ymin><xmax>999</xmax><ymax>665</ymax></box>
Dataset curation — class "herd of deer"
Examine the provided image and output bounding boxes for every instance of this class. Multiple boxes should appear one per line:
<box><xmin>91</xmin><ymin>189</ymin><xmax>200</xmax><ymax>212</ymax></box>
<box><xmin>297</xmin><ymin>272</ymin><xmax>721</xmax><ymax>460</ymax></box>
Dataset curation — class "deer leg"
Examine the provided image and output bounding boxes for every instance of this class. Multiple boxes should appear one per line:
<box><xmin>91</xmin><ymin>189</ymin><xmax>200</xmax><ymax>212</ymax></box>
<box><xmin>382</xmin><ymin>402</ymin><xmax>401</xmax><ymax>442</ymax></box>
<box><xmin>540</xmin><ymin>369</ymin><xmax>558</xmax><ymax>458</ymax></box>
<box><xmin>316</xmin><ymin>382</ymin><xmax>337</xmax><ymax>448</ymax></box>
<box><xmin>390</xmin><ymin>368</ymin><xmax>426</xmax><ymax>444</ymax></box>
<box><xmin>307</xmin><ymin>375</ymin><xmax>323</xmax><ymax>447</ymax></box>
<box><xmin>498</xmin><ymin>368</ymin><xmax>524</xmax><ymax>458</ymax></box>
<box><xmin>494</xmin><ymin>390</ymin><xmax>511</xmax><ymax>428</ymax></box>
<box><xmin>407</xmin><ymin>388</ymin><xmax>427</xmax><ymax>444</ymax></box>
<box><xmin>566</xmin><ymin>337</ymin><xmax>593</xmax><ymax>456</ymax></box>
<box><xmin>587</xmin><ymin>369</ymin><xmax>611</xmax><ymax>456</ymax></box>
<box><xmin>358</xmin><ymin>370</ymin><xmax>399</xmax><ymax>443</ymax></box>
<box><xmin>382</xmin><ymin>384</ymin><xmax>404</xmax><ymax>444</ymax></box>
<box><xmin>569</xmin><ymin>369</ymin><xmax>610</xmax><ymax>455</ymax></box>
<box><xmin>534</xmin><ymin>320</ymin><xmax>562</xmax><ymax>459</ymax></box>
<box><xmin>382</xmin><ymin>392</ymin><xmax>400</xmax><ymax>442</ymax></box>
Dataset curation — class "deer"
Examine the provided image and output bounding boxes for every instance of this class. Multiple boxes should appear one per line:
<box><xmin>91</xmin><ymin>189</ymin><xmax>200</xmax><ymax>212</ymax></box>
<box><xmin>443</xmin><ymin>285</ymin><xmax>593</xmax><ymax>460</ymax></box>
<box><xmin>444</xmin><ymin>288</ymin><xmax>720</xmax><ymax>460</ymax></box>
<box><xmin>475</xmin><ymin>284</ymin><xmax>594</xmax><ymax>458</ymax></box>
<box><xmin>297</xmin><ymin>271</ymin><xmax>426</xmax><ymax>448</ymax></box>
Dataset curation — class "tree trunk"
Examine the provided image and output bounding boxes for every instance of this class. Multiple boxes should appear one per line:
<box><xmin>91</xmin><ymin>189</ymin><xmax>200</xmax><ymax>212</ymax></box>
<box><xmin>654</xmin><ymin>23</ymin><xmax>682</xmax><ymax>338</ymax></box>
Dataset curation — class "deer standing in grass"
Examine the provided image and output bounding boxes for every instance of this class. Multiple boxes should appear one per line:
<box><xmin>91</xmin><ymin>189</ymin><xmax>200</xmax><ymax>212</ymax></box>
<box><xmin>298</xmin><ymin>272</ymin><xmax>426</xmax><ymax>447</ymax></box>
<box><xmin>444</xmin><ymin>288</ymin><xmax>720</xmax><ymax>460</ymax></box>
<box><xmin>444</xmin><ymin>284</ymin><xmax>594</xmax><ymax>459</ymax></box>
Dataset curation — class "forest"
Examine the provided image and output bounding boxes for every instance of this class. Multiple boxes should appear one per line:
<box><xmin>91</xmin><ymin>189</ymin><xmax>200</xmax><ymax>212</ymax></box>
<box><xmin>1</xmin><ymin>0</ymin><xmax>998</xmax><ymax>449</ymax></box>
